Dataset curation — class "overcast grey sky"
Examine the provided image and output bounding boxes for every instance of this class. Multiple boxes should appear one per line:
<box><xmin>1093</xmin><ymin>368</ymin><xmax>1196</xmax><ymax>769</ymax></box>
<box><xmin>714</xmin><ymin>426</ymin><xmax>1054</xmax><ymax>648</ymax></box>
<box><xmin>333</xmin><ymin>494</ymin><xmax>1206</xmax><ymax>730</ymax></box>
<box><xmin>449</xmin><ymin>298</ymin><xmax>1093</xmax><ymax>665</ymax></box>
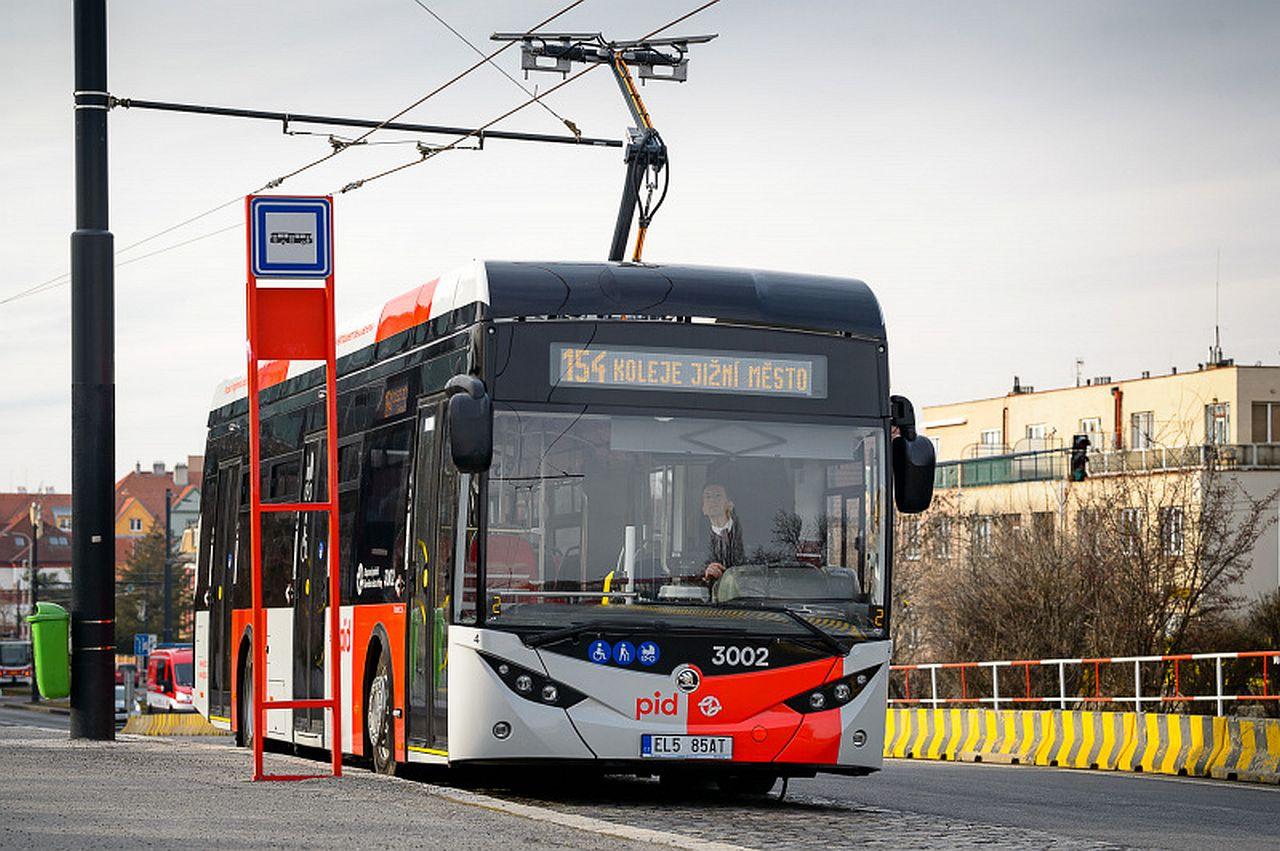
<box><xmin>2</xmin><ymin>1</ymin><xmax>1278</xmax><ymax>490</ymax></box>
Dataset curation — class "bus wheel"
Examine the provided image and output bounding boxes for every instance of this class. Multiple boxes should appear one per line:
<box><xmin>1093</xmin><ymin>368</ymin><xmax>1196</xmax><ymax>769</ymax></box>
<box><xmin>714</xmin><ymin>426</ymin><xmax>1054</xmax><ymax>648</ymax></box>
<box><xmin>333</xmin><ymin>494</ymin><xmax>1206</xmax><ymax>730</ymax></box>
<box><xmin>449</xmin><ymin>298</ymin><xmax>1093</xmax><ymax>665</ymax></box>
<box><xmin>237</xmin><ymin>654</ymin><xmax>254</xmax><ymax>750</ymax></box>
<box><xmin>716</xmin><ymin>773</ymin><xmax>778</xmax><ymax>796</ymax></box>
<box><xmin>365</xmin><ymin>651</ymin><xmax>396</xmax><ymax>775</ymax></box>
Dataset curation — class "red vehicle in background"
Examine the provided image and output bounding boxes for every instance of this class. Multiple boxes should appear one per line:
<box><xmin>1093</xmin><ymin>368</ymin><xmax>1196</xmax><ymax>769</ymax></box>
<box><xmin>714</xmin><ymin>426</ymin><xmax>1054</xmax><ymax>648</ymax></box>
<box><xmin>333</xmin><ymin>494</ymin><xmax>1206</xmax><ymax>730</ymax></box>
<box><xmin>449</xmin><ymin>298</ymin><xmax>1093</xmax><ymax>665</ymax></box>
<box><xmin>146</xmin><ymin>646</ymin><xmax>195</xmax><ymax>712</ymax></box>
<box><xmin>0</xmin><ymin>640</ymin><xmax>32</xmax><ymax>684</ymax></box>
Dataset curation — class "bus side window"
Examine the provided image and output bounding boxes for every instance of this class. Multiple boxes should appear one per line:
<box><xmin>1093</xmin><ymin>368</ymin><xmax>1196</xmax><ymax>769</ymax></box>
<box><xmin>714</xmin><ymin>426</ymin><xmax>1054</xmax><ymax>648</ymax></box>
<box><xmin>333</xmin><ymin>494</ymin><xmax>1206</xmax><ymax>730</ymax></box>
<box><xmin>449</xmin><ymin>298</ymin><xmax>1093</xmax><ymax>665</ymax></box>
<box><xmin>337</xmin><ymin>438</ymin><xmax>362</xmax><ymax>605</ymax></box>
<box><xmin>355</xmin><ymin>421</ymin><xmax>413</xmax><ymax>601</ymax></box>
<box><xmin>435</xmin><ymin>416</ymin><xmax>474</xmax><ymax>624</ymax></box>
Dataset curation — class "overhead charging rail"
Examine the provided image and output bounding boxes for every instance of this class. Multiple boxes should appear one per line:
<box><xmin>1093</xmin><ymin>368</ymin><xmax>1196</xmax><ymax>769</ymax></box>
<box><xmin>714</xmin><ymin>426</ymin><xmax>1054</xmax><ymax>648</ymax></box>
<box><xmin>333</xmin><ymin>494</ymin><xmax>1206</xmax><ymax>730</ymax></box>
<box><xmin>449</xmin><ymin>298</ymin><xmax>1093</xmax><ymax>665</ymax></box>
<box><xmin>491</xmin><ymin>31</ymin><xmax>717</xmax><ymax>262</ymax></box>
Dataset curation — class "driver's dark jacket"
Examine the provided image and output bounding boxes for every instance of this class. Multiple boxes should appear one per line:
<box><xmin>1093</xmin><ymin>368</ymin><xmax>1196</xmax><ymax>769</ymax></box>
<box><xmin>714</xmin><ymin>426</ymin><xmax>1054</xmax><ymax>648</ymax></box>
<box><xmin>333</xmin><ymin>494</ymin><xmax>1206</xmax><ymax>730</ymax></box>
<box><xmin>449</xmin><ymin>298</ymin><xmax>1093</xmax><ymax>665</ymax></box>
<box><xmin>707</xmin><ymin>514</ymin><xmax>745</xmax><ymax>569</ymax></box>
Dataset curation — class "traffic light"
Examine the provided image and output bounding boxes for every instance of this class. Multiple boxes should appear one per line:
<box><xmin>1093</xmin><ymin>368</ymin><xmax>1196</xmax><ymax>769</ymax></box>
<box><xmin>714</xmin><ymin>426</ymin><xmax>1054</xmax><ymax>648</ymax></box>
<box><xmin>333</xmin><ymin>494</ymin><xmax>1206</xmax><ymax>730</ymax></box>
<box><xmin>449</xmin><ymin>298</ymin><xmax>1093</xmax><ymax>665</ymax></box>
<box><xmin>1069</xmin><ymin>434</ymin><xmax>1090</xmax><ymax>481</ymax></box>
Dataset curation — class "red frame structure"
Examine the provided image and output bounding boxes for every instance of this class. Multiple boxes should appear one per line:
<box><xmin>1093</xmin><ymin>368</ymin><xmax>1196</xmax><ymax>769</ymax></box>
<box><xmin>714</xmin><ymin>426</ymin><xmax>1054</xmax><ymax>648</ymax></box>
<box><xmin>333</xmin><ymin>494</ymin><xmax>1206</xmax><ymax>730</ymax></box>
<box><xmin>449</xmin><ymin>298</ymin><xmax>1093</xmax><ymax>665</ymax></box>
<box><xmin>243</xmin><ymin>195</ymin><xmax>342</xmax><ymax>780</ymax></box>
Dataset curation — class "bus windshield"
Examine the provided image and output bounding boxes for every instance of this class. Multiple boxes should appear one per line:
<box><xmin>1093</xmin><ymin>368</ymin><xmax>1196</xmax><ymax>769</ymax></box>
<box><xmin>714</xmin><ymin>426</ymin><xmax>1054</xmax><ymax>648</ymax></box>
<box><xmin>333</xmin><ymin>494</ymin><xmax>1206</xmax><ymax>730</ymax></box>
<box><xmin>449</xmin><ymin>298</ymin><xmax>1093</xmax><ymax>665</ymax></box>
<box><xmin>0</xmin><ymin>641</ymin><xmax>31</xmax><ymax>666</ymax></box>
<box><xmin>483</xmin><ymin>409</ymin><xmax>887</xmax><ymax>637</ymax></box>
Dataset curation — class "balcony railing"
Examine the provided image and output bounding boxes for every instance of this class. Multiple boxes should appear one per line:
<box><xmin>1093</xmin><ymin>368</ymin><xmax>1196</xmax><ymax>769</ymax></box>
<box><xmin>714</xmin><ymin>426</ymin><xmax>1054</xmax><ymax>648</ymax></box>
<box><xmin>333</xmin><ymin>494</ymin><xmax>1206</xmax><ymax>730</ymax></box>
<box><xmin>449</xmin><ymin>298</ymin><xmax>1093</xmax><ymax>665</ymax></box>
<box><xmin>935</xmin><ymin>443</ymin><xmax>1280</xmax><ymax>489</ymax></box>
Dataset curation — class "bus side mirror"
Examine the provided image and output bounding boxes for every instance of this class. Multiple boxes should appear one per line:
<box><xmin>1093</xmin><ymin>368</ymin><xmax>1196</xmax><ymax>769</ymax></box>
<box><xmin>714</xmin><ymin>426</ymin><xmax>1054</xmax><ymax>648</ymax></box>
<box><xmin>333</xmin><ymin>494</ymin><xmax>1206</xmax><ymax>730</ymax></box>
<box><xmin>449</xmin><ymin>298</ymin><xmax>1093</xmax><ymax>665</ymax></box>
<box><xmin>445</xmin><ymin>374</ymin><xmax>493</xmax><ymax>474</ymax></box>
<box><xmin>890</xmin><ymin>395</ymin><xmax>935</xmax><ymax>514</ymax></box>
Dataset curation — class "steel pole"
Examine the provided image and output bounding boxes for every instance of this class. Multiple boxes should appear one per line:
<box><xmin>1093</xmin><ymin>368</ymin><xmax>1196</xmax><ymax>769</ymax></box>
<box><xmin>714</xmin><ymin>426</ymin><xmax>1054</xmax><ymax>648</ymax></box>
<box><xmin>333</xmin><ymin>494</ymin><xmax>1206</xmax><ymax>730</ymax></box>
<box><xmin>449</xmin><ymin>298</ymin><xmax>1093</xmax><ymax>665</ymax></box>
<box><xmin>29</xmin><ymin>521</ymin><xmax>39</xmax><ymax>703</ymax></box>
<box><xmin>162</xmin><ymin>488</ymin><xmax>172</xmax><ymax>643</ymax></box>
<box><xmin>70</xmin><ymin>0</ymin><xmax>115</xmax><ymax>740</ymax></box>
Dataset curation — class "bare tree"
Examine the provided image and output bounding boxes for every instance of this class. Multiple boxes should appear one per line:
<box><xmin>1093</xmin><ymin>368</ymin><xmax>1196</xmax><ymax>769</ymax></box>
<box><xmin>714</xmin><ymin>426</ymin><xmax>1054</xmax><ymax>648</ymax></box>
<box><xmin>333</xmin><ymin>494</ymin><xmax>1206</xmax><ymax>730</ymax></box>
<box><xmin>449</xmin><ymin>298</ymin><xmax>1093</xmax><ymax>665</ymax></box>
<box><xmin>893</xmin><ymin>458</ymin><xmax>1279</xmax><ymax>667</ymax></box>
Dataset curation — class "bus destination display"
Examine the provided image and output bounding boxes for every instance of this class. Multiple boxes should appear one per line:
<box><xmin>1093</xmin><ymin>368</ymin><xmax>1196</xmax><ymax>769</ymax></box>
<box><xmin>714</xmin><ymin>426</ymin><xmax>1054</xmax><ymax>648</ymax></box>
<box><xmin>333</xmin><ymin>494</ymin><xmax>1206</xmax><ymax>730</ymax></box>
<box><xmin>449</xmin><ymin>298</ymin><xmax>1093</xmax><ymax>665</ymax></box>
<box><xmin>551</xmin><ymin>344</ymin><xmax>827</xmax><ymax>398</ymax></box>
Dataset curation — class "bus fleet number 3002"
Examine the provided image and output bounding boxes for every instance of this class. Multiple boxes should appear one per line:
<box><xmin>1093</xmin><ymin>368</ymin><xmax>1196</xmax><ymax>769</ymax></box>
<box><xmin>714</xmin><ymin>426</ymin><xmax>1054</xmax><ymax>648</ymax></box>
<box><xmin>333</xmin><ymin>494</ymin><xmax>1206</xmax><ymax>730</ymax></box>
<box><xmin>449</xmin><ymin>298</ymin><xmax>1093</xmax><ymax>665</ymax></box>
<box><xmin>710</xmin><ymin>645</ymin><xmax>769</xmax><ymax>667</ymax></box>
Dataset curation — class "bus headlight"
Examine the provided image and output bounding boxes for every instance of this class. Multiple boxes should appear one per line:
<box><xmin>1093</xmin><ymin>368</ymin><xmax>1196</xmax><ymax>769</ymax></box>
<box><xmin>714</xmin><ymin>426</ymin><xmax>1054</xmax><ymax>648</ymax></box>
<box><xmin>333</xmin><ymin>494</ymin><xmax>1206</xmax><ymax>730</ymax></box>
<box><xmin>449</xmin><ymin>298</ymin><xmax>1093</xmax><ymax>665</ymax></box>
<box><xmin>481</xmin><ymin>653</ymin><xmax>586</xmax><ymax>709</ymax></box>
<box><xmin>784</xmin><ymin>665</ymin><xmax>880</xmax><ymax>714</ymax></box>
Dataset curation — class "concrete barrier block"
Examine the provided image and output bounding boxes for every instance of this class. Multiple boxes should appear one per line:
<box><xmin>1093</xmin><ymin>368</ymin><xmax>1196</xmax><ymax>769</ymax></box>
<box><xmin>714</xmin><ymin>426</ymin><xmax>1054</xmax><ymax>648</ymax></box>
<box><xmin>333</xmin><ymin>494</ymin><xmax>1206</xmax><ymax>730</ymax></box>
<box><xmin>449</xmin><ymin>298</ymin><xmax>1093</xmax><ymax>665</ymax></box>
<box><xmin>122</xmin><ymin>712</ymin><xmax>230</xmax><ymax>737</ymax></box>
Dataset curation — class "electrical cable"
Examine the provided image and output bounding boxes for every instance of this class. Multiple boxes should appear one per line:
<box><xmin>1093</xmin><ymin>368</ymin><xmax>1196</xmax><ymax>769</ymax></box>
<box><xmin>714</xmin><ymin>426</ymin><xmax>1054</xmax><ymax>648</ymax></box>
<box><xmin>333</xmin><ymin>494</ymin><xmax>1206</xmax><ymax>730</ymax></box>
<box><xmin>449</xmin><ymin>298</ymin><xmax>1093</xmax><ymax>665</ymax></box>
<box><xmin>266</xmin><ymin>0</ymin><xmax>592</xmax><ymax>190</ymax></box>
<box><xmin>0</xmin><ymin>223</ymin><xmax>241</xmax><ymax>306</ymax></box>
<box><xmin>409</xmin><ymin>0</ymin><xmax>582</xmax><ymax>137</ymax></box>
<box><xmin>334</xmin><ymin>0</ymin><xmax>723</xmax><ymax>195</ymax></box>
<box><xmin>1</xmin><ymin>0</ymin><xmax>595</xmax><ymax>309</ymax></box>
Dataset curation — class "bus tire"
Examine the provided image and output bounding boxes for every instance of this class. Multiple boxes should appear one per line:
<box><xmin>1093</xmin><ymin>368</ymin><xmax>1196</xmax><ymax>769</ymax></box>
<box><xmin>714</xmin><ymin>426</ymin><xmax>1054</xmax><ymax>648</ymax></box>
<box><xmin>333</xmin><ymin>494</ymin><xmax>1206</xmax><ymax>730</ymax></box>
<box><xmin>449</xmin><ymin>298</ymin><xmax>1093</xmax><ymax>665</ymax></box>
<box><xmin>237</xmin><ymin>651</ymin><xmax>254</xmax><ymax>750</ymax></box>
<box><xmin>365</xmin><ymin>649</ymin><xmax>396</xmax><ymax>775</ymax></box>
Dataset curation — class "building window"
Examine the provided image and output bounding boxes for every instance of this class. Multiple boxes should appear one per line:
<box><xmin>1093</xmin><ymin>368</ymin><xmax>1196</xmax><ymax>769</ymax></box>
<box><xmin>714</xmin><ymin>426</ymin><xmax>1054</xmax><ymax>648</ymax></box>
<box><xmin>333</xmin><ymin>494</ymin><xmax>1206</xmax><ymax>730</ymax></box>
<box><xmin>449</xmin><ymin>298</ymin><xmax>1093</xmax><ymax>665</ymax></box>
<box><xmin>1159</xmin><ymin>507</ymin><xmax>1184</xmax><ymax>556</ymax></box>
<box><xmin>930</xmin><ymin>516</ymin><xmax>952</xmax><ymax>559</ymax></box>
<box><xmin>129</xmin><ymin>518</ymin><xmax>143</xmax><ymax>532</ymax></box>
<box><xmin>1130</xmin><ymin>411</ymin><xmax>1155</xmax><ymax>449</ymax></box>
<box><xmin>13</xmin><ymin>535</ymin><xmax>26</xmax><ymax>548</ymax></box>
<box><xmin>57</xmin><ymin>516</ymin><xmax>71</xmax><ymax>531</ymax></box>
<box><xmin>1119</xmin><ymin>508</ymin><xmax>1144</xmax><ymax>555</ymax></box>
<box><xmin>1253</xmin><ymin>402</ymin><xmax>1280</xmax><ymax>443</ymax></box>
<box><xmin>1079</xmin><ymin>417</ymin><xmax>1102</xmax><ymax>436</ymax></box>
<box><xmin>902</xmin><ymin>518</ymin><xmax>922</xmax><ymax>561</ymax></box>
<box><xmin>1205</xmin><ymin>403</ymin><xmax>1230</xmax><ymax>445</ymax></box>
<box><xmin>978</xmin><ymin>429</ymin><xmax>1003</xmax><ymax>456</ymax></box>
<box><xmin>971</xmin><ymin>516</ymin><xmax>992</xmax><ymax>555</ymax></box>
<box><xmin>1025</xmin><ymin>423</ymin><xmax>1047</xmax><ymax>440</ymax></box>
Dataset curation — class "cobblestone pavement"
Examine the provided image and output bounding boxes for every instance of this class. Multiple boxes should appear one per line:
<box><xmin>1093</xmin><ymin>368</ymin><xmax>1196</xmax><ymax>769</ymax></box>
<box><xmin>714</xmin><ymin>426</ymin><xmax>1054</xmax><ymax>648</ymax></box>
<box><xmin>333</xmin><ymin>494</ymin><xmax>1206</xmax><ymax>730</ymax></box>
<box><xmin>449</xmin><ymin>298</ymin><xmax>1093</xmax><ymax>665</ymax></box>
<box><xmin>464</xmin><ymin>773</ymin><xmax>1122</xmax><ymax>850</ymax></box>
<box><xmin>0</xmin><ymin>727</ymin><xmax>666</xmax><ymax>851</ymax></box>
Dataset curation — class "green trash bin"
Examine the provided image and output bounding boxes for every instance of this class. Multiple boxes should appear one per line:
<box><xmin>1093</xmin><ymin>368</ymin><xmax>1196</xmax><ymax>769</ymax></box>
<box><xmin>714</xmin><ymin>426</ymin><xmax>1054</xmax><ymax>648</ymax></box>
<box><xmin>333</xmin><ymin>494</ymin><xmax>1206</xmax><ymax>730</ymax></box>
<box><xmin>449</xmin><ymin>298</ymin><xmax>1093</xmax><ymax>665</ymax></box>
<box><xmin>26</xmin><ymin>602</ymin><xmax>71</xmax><ymax>700</ymax></box>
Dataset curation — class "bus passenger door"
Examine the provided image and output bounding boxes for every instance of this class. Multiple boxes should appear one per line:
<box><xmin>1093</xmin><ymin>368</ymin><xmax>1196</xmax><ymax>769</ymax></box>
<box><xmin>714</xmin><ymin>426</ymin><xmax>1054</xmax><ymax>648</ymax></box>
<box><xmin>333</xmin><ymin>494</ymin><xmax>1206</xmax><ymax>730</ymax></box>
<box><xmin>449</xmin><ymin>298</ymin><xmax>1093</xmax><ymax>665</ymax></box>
<box><xmin>407</xmin><ymin>401</ymin><xmax>446</xmax><ymax>753</ymax></box>
<box><xmin>209</xmin><ymin>460</ymin><xmax>240</xmax><ymax>722</ymax></box>
<box><xmin>293</xmin><ymin>437</ymin><xmax>328</xmax><ymax>736</ymax></box>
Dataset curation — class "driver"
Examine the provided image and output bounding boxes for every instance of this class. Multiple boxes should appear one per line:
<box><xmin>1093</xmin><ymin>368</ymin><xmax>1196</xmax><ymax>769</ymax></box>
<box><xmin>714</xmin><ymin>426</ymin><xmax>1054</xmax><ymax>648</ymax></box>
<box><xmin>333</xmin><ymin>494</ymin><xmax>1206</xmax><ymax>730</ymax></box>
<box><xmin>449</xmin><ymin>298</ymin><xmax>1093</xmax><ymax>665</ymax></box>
<box><xmin>701</xmin><ymin>482</ymin><xmax>745</xmax><ymax>584</ymax></box>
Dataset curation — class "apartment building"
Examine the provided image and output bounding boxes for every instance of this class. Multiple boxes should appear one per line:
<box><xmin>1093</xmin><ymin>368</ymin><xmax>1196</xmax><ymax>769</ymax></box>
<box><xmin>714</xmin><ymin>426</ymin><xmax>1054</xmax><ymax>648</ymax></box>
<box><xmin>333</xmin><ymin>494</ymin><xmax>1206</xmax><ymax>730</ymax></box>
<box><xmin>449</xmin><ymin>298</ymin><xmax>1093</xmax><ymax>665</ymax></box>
<box><xmin>918</xmin><ymin>361</ymin><xmax>1280</xmax><ymax>597</ymax></box>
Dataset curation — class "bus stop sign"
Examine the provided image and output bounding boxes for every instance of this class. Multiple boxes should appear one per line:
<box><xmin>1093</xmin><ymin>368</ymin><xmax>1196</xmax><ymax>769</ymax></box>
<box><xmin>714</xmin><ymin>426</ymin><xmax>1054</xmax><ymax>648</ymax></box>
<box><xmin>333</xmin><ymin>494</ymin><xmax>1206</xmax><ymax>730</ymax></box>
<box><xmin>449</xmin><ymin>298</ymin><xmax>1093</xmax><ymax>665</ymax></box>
<box><xmin>249</xmin><ymin>196</ymin><xmax>333</xmax><ymax>279</ymax></box>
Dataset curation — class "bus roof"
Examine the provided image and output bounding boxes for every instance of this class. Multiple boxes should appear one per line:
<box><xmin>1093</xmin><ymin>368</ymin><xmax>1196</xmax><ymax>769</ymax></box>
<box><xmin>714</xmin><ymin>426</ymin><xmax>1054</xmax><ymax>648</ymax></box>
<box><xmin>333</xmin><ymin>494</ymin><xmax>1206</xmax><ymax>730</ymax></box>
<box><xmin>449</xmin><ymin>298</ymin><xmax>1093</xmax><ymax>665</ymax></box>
<box><xmin>483</xmin><ymin>261</ymin><xmax>884</xmax><ymax>339</ymax></box>
<box><xmin>211</xmin><ymin>261</ymin><xmax>883</xmax><ymax>411</ymax></box>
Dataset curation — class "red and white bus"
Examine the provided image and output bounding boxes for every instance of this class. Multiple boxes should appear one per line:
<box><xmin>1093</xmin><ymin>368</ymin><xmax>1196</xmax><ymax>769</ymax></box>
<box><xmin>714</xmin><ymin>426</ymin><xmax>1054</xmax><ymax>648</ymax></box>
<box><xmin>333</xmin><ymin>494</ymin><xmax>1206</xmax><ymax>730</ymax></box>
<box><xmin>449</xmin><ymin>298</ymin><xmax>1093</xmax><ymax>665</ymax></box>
<box><xmin>193</xmin><ymin>260</ymin><xmax>933</xmax><ymax>789</ymax></box>
<box><xmin>0</xmin><ymin>640</ymin><xmax>32</xmax><ymax>683</ymax></box>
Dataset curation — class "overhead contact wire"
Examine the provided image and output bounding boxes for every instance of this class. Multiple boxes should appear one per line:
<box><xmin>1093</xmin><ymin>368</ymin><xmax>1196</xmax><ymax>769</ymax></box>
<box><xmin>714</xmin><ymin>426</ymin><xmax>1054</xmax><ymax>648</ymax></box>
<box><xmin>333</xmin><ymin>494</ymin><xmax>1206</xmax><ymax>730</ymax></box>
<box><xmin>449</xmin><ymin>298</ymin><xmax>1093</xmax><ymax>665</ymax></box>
<box><xmin>410</xmin><ymin>0</ymin><xmax>581</xmax><ymax>137</ymax></box>
<box><xmin>1</xmin><ymin>0</ymin><xmax>594</xmax><ymax>307</ymax></box>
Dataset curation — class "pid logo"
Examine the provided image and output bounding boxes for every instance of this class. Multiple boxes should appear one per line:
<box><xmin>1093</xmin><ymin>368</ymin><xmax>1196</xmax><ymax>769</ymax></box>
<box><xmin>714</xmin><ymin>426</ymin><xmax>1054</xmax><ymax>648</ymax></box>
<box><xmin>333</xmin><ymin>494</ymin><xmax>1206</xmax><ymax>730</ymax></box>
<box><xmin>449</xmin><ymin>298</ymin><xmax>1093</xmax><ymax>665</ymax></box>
<box><xmin>635</xmin><ymin>691</ymin><xmax>680</xmax><ymax>720</ymax></box>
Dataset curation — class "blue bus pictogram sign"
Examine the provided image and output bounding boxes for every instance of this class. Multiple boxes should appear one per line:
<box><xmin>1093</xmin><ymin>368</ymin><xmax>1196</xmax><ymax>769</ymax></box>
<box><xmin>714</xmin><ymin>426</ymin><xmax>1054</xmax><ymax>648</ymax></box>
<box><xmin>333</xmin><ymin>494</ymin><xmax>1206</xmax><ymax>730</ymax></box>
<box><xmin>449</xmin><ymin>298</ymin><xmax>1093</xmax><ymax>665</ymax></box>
<box><xmin>249</xmin><ymin>196</ymin><xmax>332</xmax><ymax>279</ymax></box>
<box><xmin>588</xmin><ymin>640</ymin><xmax>611</xmax><ymax>664</ymax></box>
<box><xmin>638</xmin><ymin>641</ymin><xmax>660</xmax><ymax>666</ymax></box>
<box><xmin>612</xmin><ymin>641</ymin><xmax>636</xmax><ymax>665</ymax></box>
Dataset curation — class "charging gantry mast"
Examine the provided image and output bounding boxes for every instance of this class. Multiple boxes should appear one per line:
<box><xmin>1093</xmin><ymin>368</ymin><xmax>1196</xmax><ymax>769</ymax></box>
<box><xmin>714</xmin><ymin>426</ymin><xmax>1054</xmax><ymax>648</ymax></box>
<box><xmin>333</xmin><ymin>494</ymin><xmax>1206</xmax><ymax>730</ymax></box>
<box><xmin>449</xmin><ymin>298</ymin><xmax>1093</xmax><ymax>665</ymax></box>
<box><xmin>492</xmin><ymin>31</ymin><xmax>716</xmax><ymax>263</ymax></box>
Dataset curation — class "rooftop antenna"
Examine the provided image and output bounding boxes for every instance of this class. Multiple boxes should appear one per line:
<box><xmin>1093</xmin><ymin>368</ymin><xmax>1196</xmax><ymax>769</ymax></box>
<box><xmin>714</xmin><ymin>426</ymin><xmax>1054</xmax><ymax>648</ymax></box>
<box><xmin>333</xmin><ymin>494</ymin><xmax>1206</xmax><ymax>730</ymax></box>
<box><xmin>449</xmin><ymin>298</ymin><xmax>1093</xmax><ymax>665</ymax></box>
<box><xmin>1211</xmin><ymin>248</ymin><xmax>1223</xmax><ymax>365</ymax></box>
<box><xmin>1075</xmin><ymin>357</ymin><xmax>1083</xmax><ymax>388</ymax></box>
<box><xmin>492</xmin><ymin>31</ymin><xmax>717</xmax><ymax>262</ymax></box>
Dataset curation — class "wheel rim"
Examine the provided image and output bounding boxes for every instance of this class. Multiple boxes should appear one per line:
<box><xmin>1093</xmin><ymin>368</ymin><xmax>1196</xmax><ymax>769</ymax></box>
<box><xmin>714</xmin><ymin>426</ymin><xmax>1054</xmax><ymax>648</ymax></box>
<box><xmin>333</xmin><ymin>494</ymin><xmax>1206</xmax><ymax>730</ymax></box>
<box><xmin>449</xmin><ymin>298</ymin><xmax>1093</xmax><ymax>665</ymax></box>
<box><xmin>367</xmin><ymin>668</ymin><xmax>391</xmax><ymax>764</ymax></box>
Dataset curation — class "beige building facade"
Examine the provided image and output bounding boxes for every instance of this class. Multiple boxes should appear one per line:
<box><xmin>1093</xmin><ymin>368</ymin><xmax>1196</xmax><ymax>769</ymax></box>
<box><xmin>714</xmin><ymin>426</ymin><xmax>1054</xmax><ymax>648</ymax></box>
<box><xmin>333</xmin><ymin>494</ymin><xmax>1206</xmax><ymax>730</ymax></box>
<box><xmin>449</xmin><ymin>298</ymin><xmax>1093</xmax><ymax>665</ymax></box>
<box><xmin>918</xmin><ymin>363</ymin><xmax>1280</xmax><ymax>598</ymax></box>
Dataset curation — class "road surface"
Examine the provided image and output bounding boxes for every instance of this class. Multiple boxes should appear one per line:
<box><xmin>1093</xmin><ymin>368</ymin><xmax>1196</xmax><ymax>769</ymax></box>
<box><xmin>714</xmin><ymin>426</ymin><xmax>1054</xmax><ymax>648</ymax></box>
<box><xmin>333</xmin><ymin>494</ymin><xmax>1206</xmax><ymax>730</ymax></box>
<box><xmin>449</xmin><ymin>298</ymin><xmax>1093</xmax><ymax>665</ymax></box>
<box><xmin>4</xmin><ymin>706</ymin><xmax>1273</xmax><ymax>849</ymax></box>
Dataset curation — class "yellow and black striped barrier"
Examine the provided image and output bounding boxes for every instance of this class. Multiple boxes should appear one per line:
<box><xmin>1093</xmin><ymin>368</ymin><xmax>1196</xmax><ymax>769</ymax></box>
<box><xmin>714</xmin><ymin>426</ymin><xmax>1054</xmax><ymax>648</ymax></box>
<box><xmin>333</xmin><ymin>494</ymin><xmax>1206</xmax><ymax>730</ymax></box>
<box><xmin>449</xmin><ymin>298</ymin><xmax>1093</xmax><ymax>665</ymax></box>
<box><xmin>122</xmin><ymin>712</ymin><xmax>230</xmax><ymax>736</ymax></box>
<box><xmin>885</xmin><ymin>708</ymin><xmax>1279</xmax><ymax>784</ymax></box>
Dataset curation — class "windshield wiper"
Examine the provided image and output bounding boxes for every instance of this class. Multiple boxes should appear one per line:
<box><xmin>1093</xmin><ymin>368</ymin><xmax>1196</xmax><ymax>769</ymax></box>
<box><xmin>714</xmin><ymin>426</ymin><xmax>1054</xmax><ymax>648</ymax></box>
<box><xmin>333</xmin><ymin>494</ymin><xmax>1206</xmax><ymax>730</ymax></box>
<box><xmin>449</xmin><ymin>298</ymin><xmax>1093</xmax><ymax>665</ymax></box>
<box><xmin>719</xmin><ymin>601</ymin><xmax>847</xmax><ymax>657</ymax></box>
<box><xmin>522</xmin><ymin>619</ymin><xmax>666</xmax><ymax>649</ymax></box>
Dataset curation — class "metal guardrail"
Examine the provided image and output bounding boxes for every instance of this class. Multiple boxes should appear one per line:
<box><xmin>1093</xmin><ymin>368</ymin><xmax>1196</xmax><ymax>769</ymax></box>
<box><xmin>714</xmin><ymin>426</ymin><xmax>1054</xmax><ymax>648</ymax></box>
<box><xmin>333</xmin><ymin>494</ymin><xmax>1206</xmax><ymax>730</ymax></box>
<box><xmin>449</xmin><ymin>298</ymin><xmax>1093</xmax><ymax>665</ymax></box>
<box><xmin>890</xmin><ymin>650</ymin><xmax>1280</xmax><ymax>716</ymax></box>
<box><xmin>935</xmin><ymin>443</ymin><xmax>1280</xmax><ymax>489</ymax></box>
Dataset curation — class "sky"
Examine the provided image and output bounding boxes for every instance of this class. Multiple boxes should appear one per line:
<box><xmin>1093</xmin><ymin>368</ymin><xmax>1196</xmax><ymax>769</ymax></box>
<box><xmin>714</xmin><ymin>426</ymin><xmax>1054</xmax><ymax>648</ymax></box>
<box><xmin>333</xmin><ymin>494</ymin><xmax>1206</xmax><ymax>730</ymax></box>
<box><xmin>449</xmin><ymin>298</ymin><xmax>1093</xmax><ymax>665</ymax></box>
<box><xmin>1</xmin><ymin>1</ymin><xmax>1278</xmax><ymax>491</ymax></box>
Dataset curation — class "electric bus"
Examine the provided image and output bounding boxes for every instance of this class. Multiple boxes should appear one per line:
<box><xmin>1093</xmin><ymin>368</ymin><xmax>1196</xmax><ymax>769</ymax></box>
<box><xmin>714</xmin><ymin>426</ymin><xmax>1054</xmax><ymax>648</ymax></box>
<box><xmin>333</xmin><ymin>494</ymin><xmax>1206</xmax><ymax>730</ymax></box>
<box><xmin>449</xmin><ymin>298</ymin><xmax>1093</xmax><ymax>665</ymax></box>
<box><xmin>193</xmin><ymin>260</ymin><xmax>934</xmax><ymax>788</ymax></box>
